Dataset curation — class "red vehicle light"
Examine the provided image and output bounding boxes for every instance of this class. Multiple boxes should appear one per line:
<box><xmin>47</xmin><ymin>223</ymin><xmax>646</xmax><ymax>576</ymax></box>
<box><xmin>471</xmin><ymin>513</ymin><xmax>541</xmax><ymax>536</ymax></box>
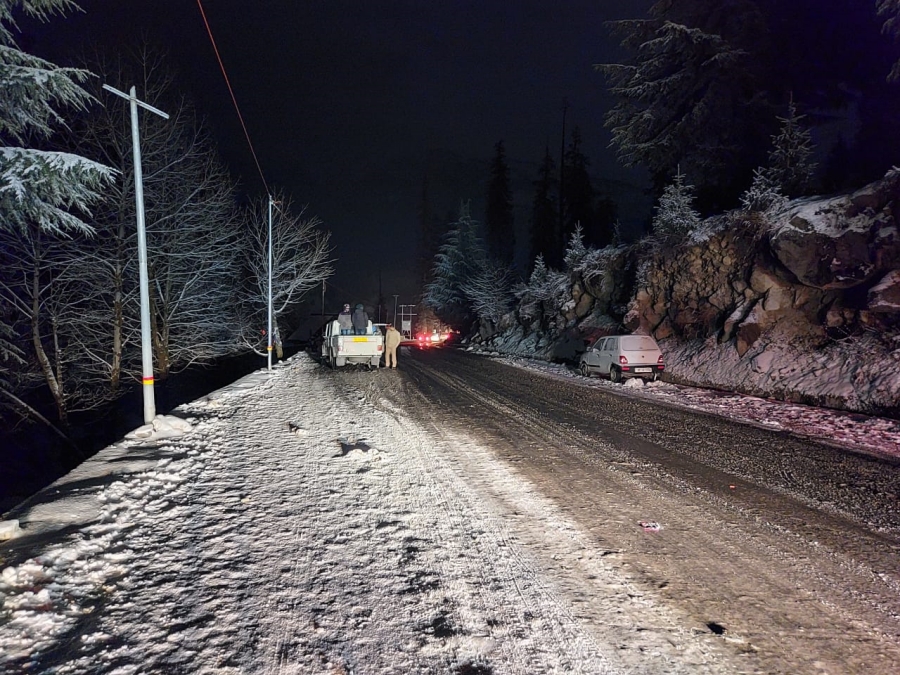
<box><xmin>658</xmin><ymin>355</ymin><xmax>665</xmax><ymax>369</ymax></box>
<box><xmin>619</xmin><ymin>355</ymin><xmax>628</xmax><ymax>364</ymax></box>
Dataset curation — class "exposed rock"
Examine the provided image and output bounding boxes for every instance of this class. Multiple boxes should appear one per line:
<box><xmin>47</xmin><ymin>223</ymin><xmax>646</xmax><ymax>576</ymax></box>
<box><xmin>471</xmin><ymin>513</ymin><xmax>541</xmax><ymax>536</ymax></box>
<box><xmin>769</xmin><ymin>171</ymin><xmax>900</xmax><ymax>290</ymax></box>
<box><xmin>472</xmin><ymin>170</ymin><xmax>900</xmax><ymax>416</ymax></box>
<box><xmin>869</xmin><ymin>269</ymin><xmax>900</xmax><ymax>314</ymax></box>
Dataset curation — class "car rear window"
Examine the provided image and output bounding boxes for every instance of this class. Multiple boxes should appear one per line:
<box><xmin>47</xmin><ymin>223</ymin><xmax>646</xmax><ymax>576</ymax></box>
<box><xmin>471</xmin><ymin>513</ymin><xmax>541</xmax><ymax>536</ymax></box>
<box><xmin>621</xmin><ymin>336</ymin><xmax>659</xmax><ymax>352</ymax></box>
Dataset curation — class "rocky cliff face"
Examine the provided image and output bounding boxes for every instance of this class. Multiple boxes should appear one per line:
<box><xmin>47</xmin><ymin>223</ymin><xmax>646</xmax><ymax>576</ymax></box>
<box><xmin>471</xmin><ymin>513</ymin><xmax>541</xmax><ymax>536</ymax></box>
<box><xmin>476</xmin><ymin>169</ymin><xmax>900</xmax><ymax>417</ymax></box>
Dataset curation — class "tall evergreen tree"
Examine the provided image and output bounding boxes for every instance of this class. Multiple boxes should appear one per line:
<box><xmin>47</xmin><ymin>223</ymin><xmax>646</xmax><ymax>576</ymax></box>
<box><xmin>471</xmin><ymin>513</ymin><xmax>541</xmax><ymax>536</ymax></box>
<box><xmin>595</xmin><ymin>0</ymin><xmax>770</xmax><ymax>210</ymax></box>
<box><xmin>484</xmin><ymin>140</ymin><xmax>515</xmax><ymax>265</ymax></box>
<box><xmin>529</xmin><ymin>146</ymin><xmax>559</xmax><ymax>270</ymax></box>
<box><xmin>563</xmin><ymin>127</ymin><xmax>613</xmax><ymax>250</ymax></box>
<box><xmin>0</xmin><ymin>0</ymin><xmax>113</xmax><ymax>424</ymax></box>
<box><xmin>424</xmin><ymin>202</ymin><xmax>486</xmax><ymax>327</ymax></box>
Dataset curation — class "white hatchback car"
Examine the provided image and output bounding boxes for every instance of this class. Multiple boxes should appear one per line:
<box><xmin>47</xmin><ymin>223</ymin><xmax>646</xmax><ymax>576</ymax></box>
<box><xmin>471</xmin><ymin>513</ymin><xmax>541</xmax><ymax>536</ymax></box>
<box><xmin>579</xmin><ymin>334</ymin><xmax>665</xmax><ymax>382</ymax></box>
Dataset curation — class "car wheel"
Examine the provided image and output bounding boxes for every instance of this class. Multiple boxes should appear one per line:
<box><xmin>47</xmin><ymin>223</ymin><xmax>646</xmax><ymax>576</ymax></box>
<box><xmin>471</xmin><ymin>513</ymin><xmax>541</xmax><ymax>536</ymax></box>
<box><xmin>580</xmin><ymin>363</ymin><xmax>590</xmax><ymax>377</ymax></box>
<box><xmin>329</xmin><ymin>353</ymin><xmax>336</xmax><ymax>369</ymax></box>
<box><xmin>610</xmin><ymin>367</ymin><xmax>622</xmax><ymax>383</ymax></box>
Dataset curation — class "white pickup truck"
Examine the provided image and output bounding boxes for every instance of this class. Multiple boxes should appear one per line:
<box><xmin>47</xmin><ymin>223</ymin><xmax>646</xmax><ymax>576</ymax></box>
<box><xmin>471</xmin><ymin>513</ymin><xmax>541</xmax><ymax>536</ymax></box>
<box><xmin>321</xmin><ymin>319</ymin><xmax>384</xmax><ymax>369</ymax></box>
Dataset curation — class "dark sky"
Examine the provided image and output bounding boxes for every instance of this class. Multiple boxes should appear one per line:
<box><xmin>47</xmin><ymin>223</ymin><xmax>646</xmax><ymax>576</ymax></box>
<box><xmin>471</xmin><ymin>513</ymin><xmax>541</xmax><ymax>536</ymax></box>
<box><xmin>27</xmin><ymin>1</ymin><xmax>652</xmax><ymax>309</ymax></box>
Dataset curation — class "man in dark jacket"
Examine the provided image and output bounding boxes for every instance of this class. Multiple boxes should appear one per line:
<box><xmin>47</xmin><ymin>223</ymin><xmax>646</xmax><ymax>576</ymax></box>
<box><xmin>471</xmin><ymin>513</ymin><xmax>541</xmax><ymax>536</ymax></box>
<box><xmin>337</xmin><ymin>303</ymin><xmax>353</xmax><ymax>335</ymax></box>
<box><xmin>351</xmin><ymin>303</ymin><xmax>369</xmax><ymax>335</ymax></box>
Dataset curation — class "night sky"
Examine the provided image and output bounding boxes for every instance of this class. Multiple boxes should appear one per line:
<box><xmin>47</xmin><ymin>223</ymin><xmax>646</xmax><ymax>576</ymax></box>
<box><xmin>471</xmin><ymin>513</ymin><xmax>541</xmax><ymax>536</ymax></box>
<box><xmin>22</xmin><ymin>0</ymin><xmax>652</xmax><ymax>311</ymax></box>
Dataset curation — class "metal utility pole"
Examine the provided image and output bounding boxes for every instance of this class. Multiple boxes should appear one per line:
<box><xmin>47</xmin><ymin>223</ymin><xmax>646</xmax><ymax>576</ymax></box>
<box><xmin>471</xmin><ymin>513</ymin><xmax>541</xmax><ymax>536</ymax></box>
<box><xmin>392</xmin><ymin>294</ymin><xmax>399</xmax><ymax>325</ymax></box>
<box><xmin>102</xmin><ymin>84</ymin><xmax>169</xmax><ymax>425</ymax></box>
<box><xmin>267</xmin><ymin>196</ymin><xmax>274</xmax><ymax>371</ymax></box>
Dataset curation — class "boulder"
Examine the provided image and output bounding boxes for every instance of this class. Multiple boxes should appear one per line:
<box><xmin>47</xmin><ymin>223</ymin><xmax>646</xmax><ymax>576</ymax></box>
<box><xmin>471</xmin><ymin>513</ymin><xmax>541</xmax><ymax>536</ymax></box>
<box><xmin>868</xmin><ymin>269</ymin><xmax>900</xmax><ymax>313</ymax></box>
<box><xmin>769</xmin><ymin>172</ymin><xmax>900</xmax><ymax>290</ymax></box>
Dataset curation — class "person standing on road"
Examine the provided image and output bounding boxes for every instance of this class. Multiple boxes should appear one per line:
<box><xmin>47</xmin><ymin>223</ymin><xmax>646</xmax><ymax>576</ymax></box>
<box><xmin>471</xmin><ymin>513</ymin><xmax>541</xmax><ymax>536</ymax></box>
<box><xmin>351</xmin><ymin>303</ymin><xmax>369</xmax><ymax>335</ymax></box>
<box><xmin>384</xmin><ymin>323</ymin><xmax>401</xmax><ymax>368</ymax></box>
<box><xmin>337</xmin><ymin>303</ymin><xmax>353</xmax><ymax>335</ymax></box>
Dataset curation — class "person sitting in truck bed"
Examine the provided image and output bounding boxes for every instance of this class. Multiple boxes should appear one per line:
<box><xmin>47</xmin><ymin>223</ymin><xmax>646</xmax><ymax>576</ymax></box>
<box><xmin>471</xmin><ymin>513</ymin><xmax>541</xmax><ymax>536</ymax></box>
<box><xmin>351</xmin><ymin>303</ymin><xmax>369</xmax><ymax>335</ymax></box>
<box><xmin>337</xmin><ymin>303</ymin><xmax>353</xmax><ymax>335</ymax></box>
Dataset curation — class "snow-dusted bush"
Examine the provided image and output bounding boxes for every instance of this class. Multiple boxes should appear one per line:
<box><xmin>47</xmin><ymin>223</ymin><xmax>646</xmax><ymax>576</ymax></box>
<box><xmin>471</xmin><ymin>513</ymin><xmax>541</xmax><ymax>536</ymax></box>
<box><xmin>570</xmin><ymin>245</ymin><xmax>621</xmax><ymax>285</ymax></box>
<box><xmin>460</xmin><ymin>265</ymin><xmax>514</xmax><ymax>327</ymax></box>
<box><xmin>516</xmin><ymin>255</ymin><xmax>569</xmax><ymax>307</ymax></box>
<box><xmin>740</xmin><ymin>168</ymin><xmax>788</xmax><ymax>214</ymax></box>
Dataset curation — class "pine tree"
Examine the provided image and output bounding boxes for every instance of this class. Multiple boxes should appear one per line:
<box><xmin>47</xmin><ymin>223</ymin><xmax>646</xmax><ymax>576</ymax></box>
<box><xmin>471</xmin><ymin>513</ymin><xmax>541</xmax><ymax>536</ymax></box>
<box><xmin>595</xmin><ymin>0</ymin><xmax>769</xmax><ymax>209</ymax></box>
<box><xmin>529</xmin><ymin>146</ymin><xmax>559</xmax><ymax>270</ymax></box>
<box><xmin>424</xmin><ymin>202</ymin><xmax>486</xmax><ymax>327</ymax></box>
<box><xmin>652</xmin><ymin>168</ymin><xmax>701</xmax><ymax>238</ymax></box>
<box><xmin>563</xmin><ymin>127</ymin><xmax>606</xmax><ymax>249</ymax></box>
<box><xmin>485</xmin><ymin>140</ymin><xmax>515</xmax><ymax>265</ymax></box>
<box><xmin>765</xmin><ymin>97</ymin><xmax>816</xmax><ymax>197</ymax></box>
<box><xmin>563</xmin><ymin>224</ymin><xmax>588</xmax><ymax>271</ymax></box>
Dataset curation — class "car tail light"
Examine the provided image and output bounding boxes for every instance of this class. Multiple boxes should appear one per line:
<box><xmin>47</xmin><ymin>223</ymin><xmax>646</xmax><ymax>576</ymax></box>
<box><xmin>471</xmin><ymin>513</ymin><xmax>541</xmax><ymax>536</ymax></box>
<box><xmin>658</xmin><ymin>355</ymin><xmax>665</xmax><ymax>369</ymax></box>
<box><xmin>619</xmin><ymin>355</ymin><xmax>628</xmax><ymax>364</ymax></box>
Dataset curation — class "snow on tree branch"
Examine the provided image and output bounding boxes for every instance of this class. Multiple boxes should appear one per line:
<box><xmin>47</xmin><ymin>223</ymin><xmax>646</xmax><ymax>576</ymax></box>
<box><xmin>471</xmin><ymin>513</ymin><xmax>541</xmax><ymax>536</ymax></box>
<box><xmin>0</xmin><ymin>147</ymin><xmax>114</xmax><ymax>236</ymax></box>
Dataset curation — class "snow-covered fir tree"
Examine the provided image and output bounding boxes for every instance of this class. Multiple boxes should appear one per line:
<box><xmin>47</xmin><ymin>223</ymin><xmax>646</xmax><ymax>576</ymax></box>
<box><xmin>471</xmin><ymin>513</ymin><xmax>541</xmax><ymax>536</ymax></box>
<box><xmin>563</xmin><ymin>224</ymin><xmax>588</xmax><ymax>271</ymax></box>
<box><xmin>765</xmin><ymin>97</ymin><xmax>816</xmax><ymax>197</ymax></box>
<box><xmin>740</xmin><ymin>167</ymin><xmax>788</xmax><ymax>213</ymax></box>
<box><xmin>0</xmin><ymin>0</ymin><xmax>114</xmax><ymax>237</ymax></box>
<box><xmin>595</xmin><ymin>0</ymin><xmax>769</xmax><ymax>207</ymax></box>
<box><xmin>424</xmin><ymin>202</ymin><xmax>487</xmax><ymax>326</ymax></box>
<box><xmin>652</xmin><ymin>168</ymin><xmax>701</xmax><ymax>238</ymax></box>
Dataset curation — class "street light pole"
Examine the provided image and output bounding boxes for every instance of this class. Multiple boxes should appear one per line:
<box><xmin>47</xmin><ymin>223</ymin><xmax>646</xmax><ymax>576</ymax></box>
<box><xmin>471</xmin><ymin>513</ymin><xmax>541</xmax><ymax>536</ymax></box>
<box><xmin>393</xmin><ymin>294</ymin><xmax>399</xmax><ymax>325</ymax></box>
<box><xmin>102</xmin><ymin>84</ymin><xmax>169</xmax><ymax>425</ymax></box>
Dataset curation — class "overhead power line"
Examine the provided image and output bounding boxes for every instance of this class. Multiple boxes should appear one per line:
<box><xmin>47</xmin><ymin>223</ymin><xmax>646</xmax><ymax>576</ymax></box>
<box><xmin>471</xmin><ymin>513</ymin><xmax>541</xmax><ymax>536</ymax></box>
<box><xmin>195</xmin><ymin>0</ymin><xmax>270</xmax><ymax>195</ymax></box>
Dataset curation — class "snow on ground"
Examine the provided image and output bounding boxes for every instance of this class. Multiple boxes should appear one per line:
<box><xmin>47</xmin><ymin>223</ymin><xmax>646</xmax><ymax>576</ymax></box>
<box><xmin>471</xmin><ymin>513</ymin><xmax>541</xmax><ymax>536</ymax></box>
<box><xmin>1</xmin><ymin>353</ymin><xmax>742</xmax><ymax>674</ymax></box>
<box><xmin>487</xmin><ymin>352</ymin><xmax>900</xmax><ymax>461</ymax></box>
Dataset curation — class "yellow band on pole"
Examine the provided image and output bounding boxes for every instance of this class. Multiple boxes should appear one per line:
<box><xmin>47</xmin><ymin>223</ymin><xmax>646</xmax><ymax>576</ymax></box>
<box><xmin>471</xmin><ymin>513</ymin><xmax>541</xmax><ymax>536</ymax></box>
<box><xmin>142</xmin><ymin>377</ymin><xmax>154</xmax><ymax>385</ymax></box>
<box><xmin>267</xmin><ymin>346</ymin><xmax>273</xmax><ymax>351</ymax></box>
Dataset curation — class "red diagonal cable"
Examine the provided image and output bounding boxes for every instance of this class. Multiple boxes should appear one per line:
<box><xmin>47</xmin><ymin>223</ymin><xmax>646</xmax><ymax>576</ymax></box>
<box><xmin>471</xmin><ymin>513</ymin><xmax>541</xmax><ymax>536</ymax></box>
<box><xmin>196</xmin><ymin>0</ymin><xmax>270</xmax><ymax>195</ymax></box>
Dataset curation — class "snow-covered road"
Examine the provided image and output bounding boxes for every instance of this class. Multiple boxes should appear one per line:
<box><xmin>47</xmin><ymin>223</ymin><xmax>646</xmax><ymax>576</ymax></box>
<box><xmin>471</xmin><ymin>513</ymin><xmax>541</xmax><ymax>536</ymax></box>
<box><xmin>1</xmin><ymin>353</ymin><xmax>735</xmax><ymax>674</ymax></box>
<box><xmin>2</xmin><ymin>350</ymin><xmax>899</xmax><ymax>673</ymax></box>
